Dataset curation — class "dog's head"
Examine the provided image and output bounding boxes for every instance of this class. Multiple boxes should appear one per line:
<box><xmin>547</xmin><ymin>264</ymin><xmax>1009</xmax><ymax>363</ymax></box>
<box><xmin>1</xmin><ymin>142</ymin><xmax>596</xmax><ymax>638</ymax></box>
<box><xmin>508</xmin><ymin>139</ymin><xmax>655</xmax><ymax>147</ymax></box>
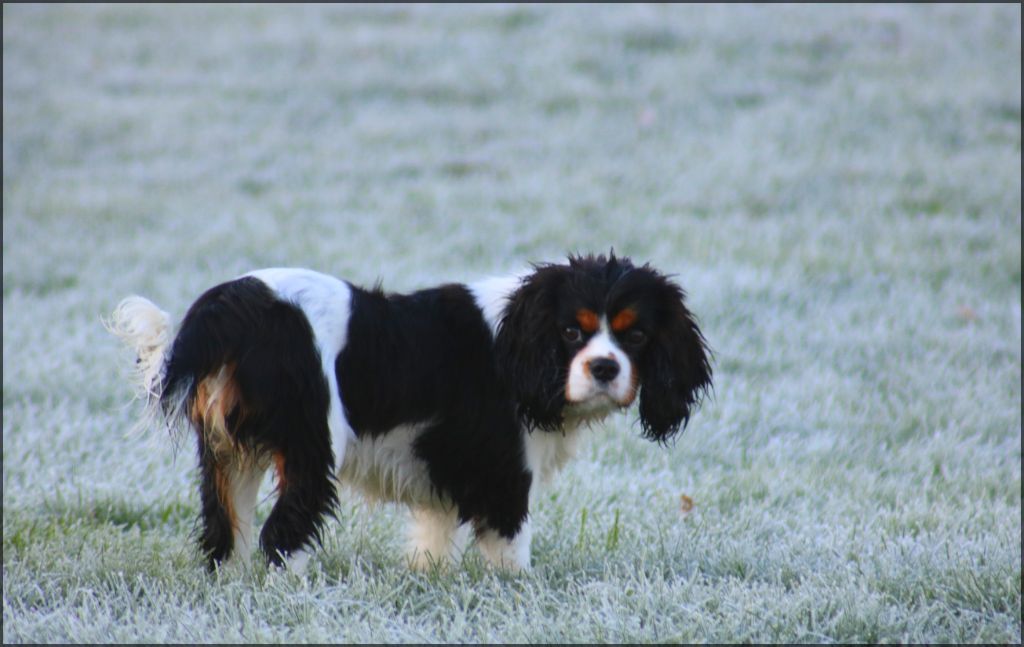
<box><xmin>495</xmin><ymin>252</ymin><xmax>712</xmax><ymax>442</ymax></box>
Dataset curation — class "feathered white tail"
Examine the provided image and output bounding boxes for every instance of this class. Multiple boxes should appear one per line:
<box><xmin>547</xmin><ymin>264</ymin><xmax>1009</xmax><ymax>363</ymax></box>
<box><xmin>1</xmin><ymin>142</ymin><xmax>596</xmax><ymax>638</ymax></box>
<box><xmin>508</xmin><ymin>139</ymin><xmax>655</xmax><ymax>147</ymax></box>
<box><xmin>106</xmin><ymin>295</ymin><xmax>173</xmax><ymax>409</ymax></box>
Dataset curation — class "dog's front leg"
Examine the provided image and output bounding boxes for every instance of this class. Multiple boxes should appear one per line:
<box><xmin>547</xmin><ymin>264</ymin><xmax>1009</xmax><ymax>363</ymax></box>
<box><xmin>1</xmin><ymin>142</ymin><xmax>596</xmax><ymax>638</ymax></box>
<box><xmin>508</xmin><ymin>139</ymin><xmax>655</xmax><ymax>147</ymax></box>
<box><xmin>407</xmin><ymin>506</ymin><xmax>469</xmax><ymax>571</ymax></box>
<box><xmin>475</xmin><ymin>520</ymin><xmax>532</xmax><ymax>573</ymax></box>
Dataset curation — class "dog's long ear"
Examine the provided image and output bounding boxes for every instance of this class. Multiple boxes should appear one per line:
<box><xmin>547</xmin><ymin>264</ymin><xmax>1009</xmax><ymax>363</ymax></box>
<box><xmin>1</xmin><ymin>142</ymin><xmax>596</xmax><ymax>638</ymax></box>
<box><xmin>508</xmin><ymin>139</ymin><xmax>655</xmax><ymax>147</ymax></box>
<box><xmin>637</xmin><ymin>275</ymin><xmax>712</xmax><ymax>443</ymax></box>
<box><xmin>494</xmin><ymin>266</ymin><xmax>568</xmax><ymax>431</ymax></box>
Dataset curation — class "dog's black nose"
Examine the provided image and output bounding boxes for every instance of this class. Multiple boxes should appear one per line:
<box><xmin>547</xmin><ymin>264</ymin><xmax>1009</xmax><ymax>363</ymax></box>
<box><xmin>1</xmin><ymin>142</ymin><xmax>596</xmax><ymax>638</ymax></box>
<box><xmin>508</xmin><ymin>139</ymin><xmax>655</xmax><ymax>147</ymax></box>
<box><xmin>589</xmin><ymin>357</ymin><xmax>620</xmax><ymax>383</ymax></box>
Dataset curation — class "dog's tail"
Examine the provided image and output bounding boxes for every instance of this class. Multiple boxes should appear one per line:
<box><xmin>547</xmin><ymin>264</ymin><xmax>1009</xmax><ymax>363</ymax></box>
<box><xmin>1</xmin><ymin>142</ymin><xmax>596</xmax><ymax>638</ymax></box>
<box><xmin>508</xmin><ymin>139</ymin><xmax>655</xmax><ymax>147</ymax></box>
<box><xmin>106</xmin><ymin>295</ymin><xmax>178</xmax><ymax>434</ymax></box>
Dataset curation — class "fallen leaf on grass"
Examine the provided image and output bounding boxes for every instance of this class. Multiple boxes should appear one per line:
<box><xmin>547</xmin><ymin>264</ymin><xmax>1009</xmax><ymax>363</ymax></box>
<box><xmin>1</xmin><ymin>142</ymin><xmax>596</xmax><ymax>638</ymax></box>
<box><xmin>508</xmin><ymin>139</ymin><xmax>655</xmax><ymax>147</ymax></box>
<box><xmin>680</xmin><ymin>494</ymin><xmax>695</xmax><ymax>517</ymax></box>
<box><xmin>956</xmin><ymin>305</ymin><xmax>979</xmax><ymax>322</ymax></box>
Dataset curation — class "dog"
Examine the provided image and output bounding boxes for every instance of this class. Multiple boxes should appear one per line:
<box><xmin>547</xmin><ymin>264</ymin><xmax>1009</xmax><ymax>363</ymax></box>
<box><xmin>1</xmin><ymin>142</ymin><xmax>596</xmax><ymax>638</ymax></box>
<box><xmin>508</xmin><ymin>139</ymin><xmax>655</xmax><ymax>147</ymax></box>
<box><xmin>108</xmin><ymin>252</ymin><xmax>712</xmax><ymax>573</ymax></box>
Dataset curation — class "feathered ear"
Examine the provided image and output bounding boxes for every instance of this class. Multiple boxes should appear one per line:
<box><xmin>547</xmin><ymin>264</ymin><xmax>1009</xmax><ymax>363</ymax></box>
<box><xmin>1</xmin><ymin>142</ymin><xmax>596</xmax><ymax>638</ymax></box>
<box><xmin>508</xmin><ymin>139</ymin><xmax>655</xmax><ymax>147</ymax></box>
<box><xmin>494</xmin><ymin>266</ymin><xmax>568</xmax><ymax>431</ymax></box>
<box><xmin>637</xmin><ymin>275</ymin><xmax>713</xmax><ymax>443</ymax></box>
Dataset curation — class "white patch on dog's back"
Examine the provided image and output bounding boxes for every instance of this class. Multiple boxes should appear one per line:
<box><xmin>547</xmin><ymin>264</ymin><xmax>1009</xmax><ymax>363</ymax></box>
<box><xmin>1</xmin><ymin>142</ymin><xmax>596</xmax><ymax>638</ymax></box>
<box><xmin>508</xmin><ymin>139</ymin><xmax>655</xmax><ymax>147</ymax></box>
<box><xmin>245</xmin><ymin>268</ymin><xmax>355</xmax><ymax>468</ymax></box>
<box><xmin>468</xmin><ymin>272</ymin><xmax>528</xmax><ymax>336</ymax></box>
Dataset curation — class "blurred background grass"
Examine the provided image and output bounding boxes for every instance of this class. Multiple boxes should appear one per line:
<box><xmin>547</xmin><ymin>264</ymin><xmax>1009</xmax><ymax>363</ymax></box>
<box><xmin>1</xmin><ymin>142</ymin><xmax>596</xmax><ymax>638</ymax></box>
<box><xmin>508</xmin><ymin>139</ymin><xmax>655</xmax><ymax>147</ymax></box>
<box><xmin>3</xmin><ymin>4</ymin><xmax>1020</xmax><ymax>643</ymax></box>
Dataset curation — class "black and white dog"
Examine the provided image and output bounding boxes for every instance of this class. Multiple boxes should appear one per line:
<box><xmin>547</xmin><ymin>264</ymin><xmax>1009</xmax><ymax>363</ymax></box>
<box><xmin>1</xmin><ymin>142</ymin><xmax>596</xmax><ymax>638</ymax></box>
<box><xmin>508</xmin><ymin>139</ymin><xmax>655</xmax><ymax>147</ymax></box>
<box><xmin>109</xmin><ymin>253</ymin><xmax>712</xmax><ymax>573</ymax></box>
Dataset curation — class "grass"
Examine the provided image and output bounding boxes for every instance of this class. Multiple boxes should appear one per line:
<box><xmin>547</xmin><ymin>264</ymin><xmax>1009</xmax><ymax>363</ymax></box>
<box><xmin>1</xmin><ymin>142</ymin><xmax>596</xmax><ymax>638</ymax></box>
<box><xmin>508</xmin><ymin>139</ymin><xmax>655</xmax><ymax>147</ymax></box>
<box><xmin>3</xmin><ymin>3</ymin><xmax>1021</xmax><ymax>643</ymax></box>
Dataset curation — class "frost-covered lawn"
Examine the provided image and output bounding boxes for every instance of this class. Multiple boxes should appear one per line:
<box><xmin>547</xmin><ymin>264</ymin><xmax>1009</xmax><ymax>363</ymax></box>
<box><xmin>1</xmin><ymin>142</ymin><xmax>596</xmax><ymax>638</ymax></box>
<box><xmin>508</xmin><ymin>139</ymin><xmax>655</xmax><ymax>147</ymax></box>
<box><xmin>3</xmin><ymin>4</ymin><xmax>1020</xmax><ymax>643</ymax></box>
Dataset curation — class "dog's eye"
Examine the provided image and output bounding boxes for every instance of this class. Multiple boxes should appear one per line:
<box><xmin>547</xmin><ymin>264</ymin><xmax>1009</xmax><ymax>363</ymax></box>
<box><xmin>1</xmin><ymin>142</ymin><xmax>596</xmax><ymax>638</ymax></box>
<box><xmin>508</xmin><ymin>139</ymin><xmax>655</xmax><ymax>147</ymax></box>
<box><xmin>561</xmin><ymin>326</ymin><xmax>582</xmax><ymax>343</ymax></box>
<box><xmin>624</xmin><ymin>329</ymin><xmax>647</xmax><ymax>345</ymax></box>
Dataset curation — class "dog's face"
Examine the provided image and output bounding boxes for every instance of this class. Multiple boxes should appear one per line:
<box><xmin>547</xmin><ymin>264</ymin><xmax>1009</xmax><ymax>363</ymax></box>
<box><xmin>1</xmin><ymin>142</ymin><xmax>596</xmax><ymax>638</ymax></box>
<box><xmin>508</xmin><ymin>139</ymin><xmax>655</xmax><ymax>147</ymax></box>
<box><xmin>495</xmin><ymin>253</ymin><xmax>712</xmax><ymax>441</ymax></box>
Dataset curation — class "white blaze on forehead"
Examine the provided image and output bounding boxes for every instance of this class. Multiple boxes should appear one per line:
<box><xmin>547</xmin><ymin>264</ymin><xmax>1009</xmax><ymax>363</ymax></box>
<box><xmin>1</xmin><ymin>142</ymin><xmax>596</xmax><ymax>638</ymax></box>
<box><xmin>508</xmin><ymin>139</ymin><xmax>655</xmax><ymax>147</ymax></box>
<box><xmin>564</xmin><ymin>318</ymin><xmax>634</xmax><ymax>405</ymax></box>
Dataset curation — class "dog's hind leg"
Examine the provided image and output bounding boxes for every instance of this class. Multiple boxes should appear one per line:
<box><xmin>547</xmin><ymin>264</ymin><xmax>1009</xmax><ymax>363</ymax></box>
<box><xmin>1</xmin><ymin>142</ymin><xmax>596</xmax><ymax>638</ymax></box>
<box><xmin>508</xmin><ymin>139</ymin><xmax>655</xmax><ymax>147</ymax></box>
<box><xmin>193</xmin><ymin>361</ymin><xmax>337</xmax><ymax>572</ymax></box>
<box><xmin>225</xmin><ymin>459</ymin><xmax>267</xmax><ymax>567</ymax></box>
<box><xmin>259</xmin><ymin>443</ymin><xmax>337</xmax><ymax>571</ymax></box>
<box><xmin>196</xmin><ymin>448</ymin><xmax>268</xmax><ymax>571</ymax></box>
<box><xmin>248</xmin><ymin>346</ymin><xmax>338</xmax><ymax>571</ymax></box>
<box><xmin>195</xmin><ymin>440</ymin><xmax>237</xmax><ymax>570</ymax></box>
<box><xmin>191</xmin><ymin>366</ymin><xmax>254</xmax><ymax>571</ymax></box>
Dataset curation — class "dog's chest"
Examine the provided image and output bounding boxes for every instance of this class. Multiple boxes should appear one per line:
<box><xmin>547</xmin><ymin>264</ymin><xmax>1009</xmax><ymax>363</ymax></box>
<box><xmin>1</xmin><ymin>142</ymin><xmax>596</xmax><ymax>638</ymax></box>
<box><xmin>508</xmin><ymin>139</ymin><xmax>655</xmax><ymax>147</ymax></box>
<box><xmin>524</xmin><ymin>426</ymin><xmax>582</xmax><ymax>488</ymax></box>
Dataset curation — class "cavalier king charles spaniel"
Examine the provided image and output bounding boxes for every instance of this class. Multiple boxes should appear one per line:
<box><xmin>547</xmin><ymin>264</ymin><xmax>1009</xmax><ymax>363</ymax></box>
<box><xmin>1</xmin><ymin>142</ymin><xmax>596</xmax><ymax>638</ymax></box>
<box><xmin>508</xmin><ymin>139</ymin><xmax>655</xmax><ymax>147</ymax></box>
<box><xmin>109</xmin><ymin>253</ymin><xmax>712</xmax><ymax>573</ymax></box>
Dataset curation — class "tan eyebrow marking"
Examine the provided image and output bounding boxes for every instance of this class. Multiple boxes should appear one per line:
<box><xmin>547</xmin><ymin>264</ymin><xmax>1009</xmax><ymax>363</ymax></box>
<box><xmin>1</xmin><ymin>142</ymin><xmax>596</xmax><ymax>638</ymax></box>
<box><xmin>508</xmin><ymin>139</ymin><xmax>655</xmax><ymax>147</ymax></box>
<box><xmin>610</xmin><ymin>308</ymin><xmax>638</xmax><ymax>332</ymax></box>
<box><xmin>575</xmin><ymin>309</ymin><xmax>599</xmax><ymax>333</ymax></box>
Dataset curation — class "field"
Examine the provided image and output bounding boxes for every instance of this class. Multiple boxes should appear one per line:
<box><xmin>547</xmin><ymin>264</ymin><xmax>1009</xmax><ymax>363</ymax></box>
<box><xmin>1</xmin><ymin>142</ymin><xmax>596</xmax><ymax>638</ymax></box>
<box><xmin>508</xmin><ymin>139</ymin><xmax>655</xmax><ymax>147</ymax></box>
<box><xmin>3</xmin><ymin>4</ymin><xmax>1021</xmax><ymax>643</ymax></box>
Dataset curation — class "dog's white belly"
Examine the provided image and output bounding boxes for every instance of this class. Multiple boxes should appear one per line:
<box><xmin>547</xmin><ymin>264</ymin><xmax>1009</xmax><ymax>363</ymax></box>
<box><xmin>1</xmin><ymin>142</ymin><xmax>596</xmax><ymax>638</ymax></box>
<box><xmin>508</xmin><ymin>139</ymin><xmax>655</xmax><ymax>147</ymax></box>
<box><xmin>337</xmin><ymin>423</ymin><xmax>446</xmax><ymax>508</ymax></box>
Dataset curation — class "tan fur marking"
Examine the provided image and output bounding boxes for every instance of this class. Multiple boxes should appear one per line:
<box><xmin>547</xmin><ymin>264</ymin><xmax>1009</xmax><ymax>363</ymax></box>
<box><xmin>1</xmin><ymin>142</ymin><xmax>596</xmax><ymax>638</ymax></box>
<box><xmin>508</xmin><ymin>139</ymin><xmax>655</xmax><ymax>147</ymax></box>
<box><xmin>610</xmin><ymin>308</ymin><xmax>638</xmax><ymax>332</ymax></box>
<box><xmin>273</xmin><ymin>451</ymin><xmax>287</xmax><ymax>492</ymax></box>
<box><xmin>214</xmin><ymin>461</ymin><xmax>238</xmax><ymax>531</ymax></box>
<box><xmin>576</xmin><ymin>309</ymin><xmax>599</xmax><ymax>334</ymax></box>
<box><xmin>191</xmin><ymin>364</ymin><xmax>244</xmax><ymax>462</ymax></box>
<box><xmin>623</xmin><ymin>364</ymin><xmax>639</xmax><ymax>406</ymax></box>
